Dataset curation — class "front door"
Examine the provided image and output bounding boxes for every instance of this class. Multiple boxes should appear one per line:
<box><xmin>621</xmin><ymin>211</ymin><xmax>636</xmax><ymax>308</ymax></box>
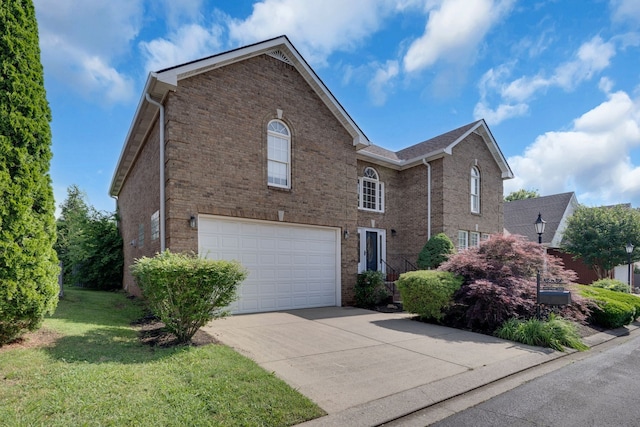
<box><xmin>358</xmin><ymin>228</ymin><xmax>386</xmax><ymax>273</ymax></box>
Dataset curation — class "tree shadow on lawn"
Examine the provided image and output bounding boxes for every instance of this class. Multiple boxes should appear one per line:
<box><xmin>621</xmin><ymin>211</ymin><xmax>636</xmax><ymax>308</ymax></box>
<box><xmin>44</xmin><ymin>319</ymin><xmax>218</xmax><ymax>364</ymax></box>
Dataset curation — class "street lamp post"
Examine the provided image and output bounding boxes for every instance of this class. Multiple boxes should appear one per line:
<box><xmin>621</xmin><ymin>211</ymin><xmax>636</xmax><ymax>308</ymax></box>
<box><xmin>626</xmin><ymin>243</ymin><xmax>634</xmax><ymax>294</ymax></box>
<box><xmin>534</xmin><ymin>213</ymin><xmax>546</xmax><ymax>319</ymax></box>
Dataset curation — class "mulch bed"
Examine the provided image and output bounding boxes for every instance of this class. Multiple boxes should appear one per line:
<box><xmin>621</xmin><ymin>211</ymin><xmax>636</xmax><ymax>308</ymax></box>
<box><xmin>0</xmin><ymin>328</ymin><xmax>63</xmax><ymax>353</ymax></box>
<box><xmin>133</xmin><ymin>315</ymin><xmax>219</xmax><ymax>348</ymax></box>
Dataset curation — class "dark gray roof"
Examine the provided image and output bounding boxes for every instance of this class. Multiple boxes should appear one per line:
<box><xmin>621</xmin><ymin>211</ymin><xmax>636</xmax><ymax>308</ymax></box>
<box><xmin>504</xmin><ymin>192</ymin><xmax>575</xmax><ymax>245</ymax></box>
<box><xmin>360</xmin><ymin>120</ymin><xmax>480</xmax><ymax>161</ymax></box>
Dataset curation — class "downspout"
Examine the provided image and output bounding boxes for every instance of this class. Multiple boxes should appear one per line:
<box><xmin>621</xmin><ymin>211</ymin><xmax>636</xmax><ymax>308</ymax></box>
<box><xmin>145</xmin><ymin>93</ymin><xmax>166</xmax><ymax>252</ymax></box>
<box><xmin>422</xmin><ymin>158</ymin><xmax>432</xmax><ymax>241</ymax></box>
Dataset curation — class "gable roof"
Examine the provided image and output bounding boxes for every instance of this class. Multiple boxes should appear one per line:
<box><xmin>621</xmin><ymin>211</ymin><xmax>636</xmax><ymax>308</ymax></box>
<box><xmin>504</xmin><ymin>192</ymin><xmax>578</xmax><ymax>247</ymax></box>
<box><xmin>357</xmin><ymin>119</ymin><xmax>514</xmax><ymax>178</ymax></box>
<box><xmin>110</xmin><ymin>35</ymin><xmax>370</xmax><ymax>197</ymax></box>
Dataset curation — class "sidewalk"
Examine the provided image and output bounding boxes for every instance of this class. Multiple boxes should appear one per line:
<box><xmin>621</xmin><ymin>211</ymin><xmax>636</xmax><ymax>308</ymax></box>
<box><xmin>203</xmin><ymin>308</ymin><xmax>638</xmax><ymax>427</ymax></box>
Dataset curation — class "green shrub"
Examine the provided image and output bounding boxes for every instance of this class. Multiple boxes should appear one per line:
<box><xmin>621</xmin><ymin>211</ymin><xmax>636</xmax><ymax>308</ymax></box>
<box><xmin>130</xmin><ymin>251</ymin><xmax>247</xmax><ymax>343</ymax></box>
<box><xmin>579</xmin><ymin>285</ymin><xmax>636</xmax><ymax>328</ymax></box>
<box><xmin>397</xmin><ymin>270</ymin><xmax>463</xmax><ymax>320</ymax></box>
<box><xmin>591</xmin><ymin>278</ymin><xmax>629</xmax><ymax>293</ymax></box>
<box><xmin>495</xmin><ymin>315</ymin><xmax>588</xmax><ymax>352</ymax></box>
<box><xmin>417</xmin><ymin>233</ymin><xmax>455</xmax><ymax>269</ymax></box>
<box><xmin>355</xmin><ymin>271</ymin><xmax>388</xmax><ymax>308</ymax></box>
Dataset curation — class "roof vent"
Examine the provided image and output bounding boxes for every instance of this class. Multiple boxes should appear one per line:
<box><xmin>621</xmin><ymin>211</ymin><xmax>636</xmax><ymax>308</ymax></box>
<box><xmin>267</xmin><ymin>49</ymin><xmax>293</xmax><ymax>65</ymax></box>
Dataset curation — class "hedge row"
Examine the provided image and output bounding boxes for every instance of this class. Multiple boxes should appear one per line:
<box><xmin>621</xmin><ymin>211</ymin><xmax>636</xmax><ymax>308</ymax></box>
<box><xmin>578</xmin><ymin>285</ymin><xmax>640</xmax><ymax>329</ymax></box>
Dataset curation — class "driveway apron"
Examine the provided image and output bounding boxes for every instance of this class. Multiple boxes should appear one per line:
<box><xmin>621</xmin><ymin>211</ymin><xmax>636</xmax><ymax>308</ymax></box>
<box><xmin>202</xmin><ymin>307</ymin><xmax>552</xmax><ymax>415</ymax></box>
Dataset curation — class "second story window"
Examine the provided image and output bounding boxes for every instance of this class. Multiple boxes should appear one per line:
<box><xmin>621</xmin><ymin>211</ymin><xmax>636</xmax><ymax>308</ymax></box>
<box><xmin>267</xmin><ymin>120</ymin><xmax>290</xmax><ymax>188</ymax></box>
<box><xmin>470</xmin><ymin>166</ymin><xmax>480</xmax><ymax>213</ymax></box>
<box><xmin>358</xmin><ymin>167</ymin><xmax>384</xmax><ymax>212</ymax></box>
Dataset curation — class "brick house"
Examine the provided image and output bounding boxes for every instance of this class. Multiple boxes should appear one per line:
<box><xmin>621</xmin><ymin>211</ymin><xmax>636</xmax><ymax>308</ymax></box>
<box><xmin>110</xmin><ymin>35</ymin><xmax>513</xmax><ymax>313</ymax></box>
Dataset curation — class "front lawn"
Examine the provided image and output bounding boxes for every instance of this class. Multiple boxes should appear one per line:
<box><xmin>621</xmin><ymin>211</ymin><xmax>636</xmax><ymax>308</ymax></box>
<box><xmin>0</xmin><ymin>288</ymin><xmax>324</xmax><ymax>426</ymax></box>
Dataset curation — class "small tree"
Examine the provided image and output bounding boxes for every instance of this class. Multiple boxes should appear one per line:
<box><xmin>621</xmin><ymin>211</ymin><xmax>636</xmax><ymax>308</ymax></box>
<box><xmin>504</xmin><ymin>188</ymin><xmax>540</xmax><ymax>202</ymax></box>
<box><xmin>417</xmin><ymin>233</ymin><xmax>455</xmax><ymax>269</ymax></box>
<box><xmin>131</xmin><ymin>251</ymin><xmax>247</xmax><ymax>343</ymax></box>
<box><xmin>439</xmin><ymin>234</ymin><xmax>589</xmax><ymax>333</ymax></box>
<box><xmin>55</xmin><ymin>185</ymin><xmax>123</xmax><ymax>290</ymax></box>
<box><xmin>55</xmin><ymin>185</ymin><xmax>90</xmax><ymax>285</ymax></box>
<box><xmin>562</xmin><ymin>205</ymin><xmax>640</xmax><ymax>279</ymax></box>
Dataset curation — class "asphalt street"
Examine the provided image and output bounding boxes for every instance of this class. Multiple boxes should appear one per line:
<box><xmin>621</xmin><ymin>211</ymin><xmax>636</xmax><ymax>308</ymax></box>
<box><xmin>428</xmin><ymin>329</ymin><xmax>640</xmax><ymax>427</ymax></box>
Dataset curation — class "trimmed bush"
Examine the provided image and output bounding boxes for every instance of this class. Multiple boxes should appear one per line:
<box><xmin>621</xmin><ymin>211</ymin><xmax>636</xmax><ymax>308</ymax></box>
<box><xmin>355</xmin><ymin>271</ymin><xmax>388</xmax><ymax>308</ymax></box>
<box><xmin>397</xmin><ymin>270</ymin><xmax>463</xmax><ymax>320</ymax></box>
<box><xmin>579</xmin><ymin>285</ymin><xmax>637</xmax><ymax>328</ymax></box>
<box><xmin>417</xmin><ymin>233</ymin><xmax>455</xmax><ymax>269</ymax></box>
<box><xmin>130</xmin><ymin>251</ymin><xmax>247</xmax><ymax>343</ymax></box>
<box><xmin>591</xmin><ymin>278</ymin><xmax>629</xmax><ymax>293</ymax></box>
<box><xmin>495</xmin><ymin>315</ymin><xmax>588</xmax><ymax>352</ymax></box>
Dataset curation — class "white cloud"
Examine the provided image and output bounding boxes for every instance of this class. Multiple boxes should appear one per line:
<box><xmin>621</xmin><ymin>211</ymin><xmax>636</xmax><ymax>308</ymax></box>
<box><xmin>226</xmin><ymin>0</ymin><xmax>396</xmax><ymax>66</ymax></box>
<box><xmin>552</xmin><ymin>36</ymin><xmax>615</xmax><ymax>90</ymax></box>
<box><xmin>368</xmin><ymin>60</ymin><xmax>400</xmax><ymax>106</ymax></box>
<box><xmin>505</xmin><ymin>89</ymin><xmax>640</xmax><ymax>206</ymax></box>
<box><xmin>474</xmin><ymin>101</ymin><xmax>528</xmax><ymax>125</ymax></box>
<box><xmin>475</xmin><ymin>36</ymin><xmax>616</xmax><ymax>124</ymax></box>
<box><xmin>611</xmin><ymin>0</ymin><xmax>640</xmax><ymax>25</ymax></box>
<box><xmin>34</xmin><ymin>0</ymin><xmax>143</xmax><ymax>104</ymax></box>
<box><xmin>402</xmin><ymin>0</ymin><xmax>515</xmax><ymax>73</ymax></box>
<box><xmin>140</xmin><ymin>24</ymin><xmax>224</xmax><ymax>72</ymax></box>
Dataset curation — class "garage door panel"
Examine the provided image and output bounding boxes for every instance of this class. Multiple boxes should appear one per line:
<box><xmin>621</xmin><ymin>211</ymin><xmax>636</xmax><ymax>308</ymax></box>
<box><xmin>199</xmin><ymin>216</ymin><xmax>338</xmax><ymax>314</ymax></box>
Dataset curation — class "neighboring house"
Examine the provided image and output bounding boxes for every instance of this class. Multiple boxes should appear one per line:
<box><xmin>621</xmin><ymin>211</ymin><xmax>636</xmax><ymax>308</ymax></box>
<box><xmin>504</xmin><ymin>192</ymin><xmax>598</xmax><ymax>284</ymax></box>
<box><xmin>110</xmin><ymin>35</ymin><xmax>513</xmax><ymax>314</ymax></box>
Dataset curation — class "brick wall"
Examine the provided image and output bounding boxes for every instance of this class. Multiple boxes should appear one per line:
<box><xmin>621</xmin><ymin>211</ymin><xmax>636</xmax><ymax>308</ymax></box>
<box><xmin>158</xmin><ymin>54</ymin><xmax>360</xmax><ymax>304</ymax></box>
<box><xmin>440</xmin><ymin>132</ymin><xmax>504</xmax><ymax>243</ymax></box>
<box><xmin>117</xmin><ymin>124</ymin><xmax>162</xmax><ymax>295</ymax></box>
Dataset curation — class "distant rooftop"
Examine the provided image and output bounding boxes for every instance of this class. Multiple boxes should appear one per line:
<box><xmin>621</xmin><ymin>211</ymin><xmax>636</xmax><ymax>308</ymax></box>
<box><xmin>504</xmin><ymin>192</ymin><xmax>576</xmax><ymax>246</ymax></box>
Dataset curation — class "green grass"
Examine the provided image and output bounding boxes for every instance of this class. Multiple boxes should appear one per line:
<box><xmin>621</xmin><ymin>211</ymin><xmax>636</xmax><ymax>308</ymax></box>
<box><xmin>0</xmin><ymin>288</ymin><xmax>325</xmax><ymax>426</ymax></box>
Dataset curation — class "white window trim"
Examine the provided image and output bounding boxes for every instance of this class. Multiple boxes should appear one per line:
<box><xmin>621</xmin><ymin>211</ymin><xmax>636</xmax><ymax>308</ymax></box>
<box><xmin>470</xmin><ymin>231</ymin><xmax>480</xmax><ymax>247</ymax></box>
<box><xmin>471</xmin><ymin>166</ymin><xmax>480</xmax><ymax>214</ymax></box>
<box><xmin>358</xmin><ymin>167</ymin><xmax>385</xmax><ymax>213</ymax></box>
<box><xmin>267</xmin><ymin>120</ymin><xmax>291</xmax><ymax>189</ymax></box>
<box><xmin>151</xmin><ymin>210</ymin><xmax>160</xmax><ymax>241</ymax></box>
<box><xmin>458</xmin><ymin>230</ymin><xmax>468</xmax><ymax>251</ymax></box>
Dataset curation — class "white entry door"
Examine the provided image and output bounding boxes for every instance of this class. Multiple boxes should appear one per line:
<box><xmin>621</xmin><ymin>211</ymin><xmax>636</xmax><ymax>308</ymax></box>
<box><xmin>357</xmin><ymin>228</ymin><xmax>386</xmax><ymax>273</ymax></box>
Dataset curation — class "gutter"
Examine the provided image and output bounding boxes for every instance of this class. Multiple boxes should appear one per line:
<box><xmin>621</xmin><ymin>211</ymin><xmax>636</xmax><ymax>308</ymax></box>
<box><xmin>144</xmin><ymin>93</ymin><xmax>166</xmax><ymax>252</ymax></box>
<box><xmin>422</xmin><ymin>158</ymin><xmax>432</xmax><ymax>240</ymax></box>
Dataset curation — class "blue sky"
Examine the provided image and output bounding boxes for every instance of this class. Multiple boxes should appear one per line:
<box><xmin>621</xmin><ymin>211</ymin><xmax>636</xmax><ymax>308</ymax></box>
<box><xmin>33</xmin><ymin>0</ymin><xmax>640</xmax><ymax>214</ymax></box>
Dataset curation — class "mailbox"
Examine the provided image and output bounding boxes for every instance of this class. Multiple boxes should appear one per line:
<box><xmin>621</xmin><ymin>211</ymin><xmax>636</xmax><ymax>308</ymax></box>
<box><xmin>538</xmin><ymin>290</ymin><xmax>571</xmax><ymax>306</ymax></box>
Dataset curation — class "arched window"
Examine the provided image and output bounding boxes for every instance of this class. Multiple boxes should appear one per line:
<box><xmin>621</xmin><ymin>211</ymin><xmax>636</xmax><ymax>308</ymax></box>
<box><xmin>358</xmin><ymin>167</ymin><xmax>384</xmax><ymax>212</ymax></box>
<box><xmin>470</xmin><ymin>166</ymin><xmax>480</xmax><ymax>213</ymax></box>
<box><xmin>267</xmin><ymin>120</ymin><xmax>290</xmax><ymax>188</ymax></box>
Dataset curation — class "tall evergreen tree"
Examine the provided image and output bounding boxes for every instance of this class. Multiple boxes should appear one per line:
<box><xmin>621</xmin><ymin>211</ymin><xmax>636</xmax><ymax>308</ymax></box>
<box><xmin>0</xmin><ymin>0</ymin><xmax>59</xmax><ymax>344</ymax></box>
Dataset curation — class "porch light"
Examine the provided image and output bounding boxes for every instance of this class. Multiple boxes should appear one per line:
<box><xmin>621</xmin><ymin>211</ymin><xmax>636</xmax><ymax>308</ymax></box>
<box><xmin>189</xmin><ymin>215</ymin><xmax>197</xmax><ymax>229</ymax></box>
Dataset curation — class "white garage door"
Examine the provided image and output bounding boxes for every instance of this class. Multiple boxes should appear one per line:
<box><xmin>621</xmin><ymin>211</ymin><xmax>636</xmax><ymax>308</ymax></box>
<box><xmin>198</xmin><ymin>215</ymin><xmax>340</xmax><ymax>314</ymax></box>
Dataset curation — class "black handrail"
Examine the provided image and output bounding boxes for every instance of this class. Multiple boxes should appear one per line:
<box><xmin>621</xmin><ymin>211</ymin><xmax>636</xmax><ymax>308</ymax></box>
<box><xmin>380</xmin><ymin>259</ymin><xmax>399</xmax><ymax>297</ymax></box>
<box><xmin>404</xmin><ymin>258</ymin><xmax>418</xmax><ymax>272</ymax></box>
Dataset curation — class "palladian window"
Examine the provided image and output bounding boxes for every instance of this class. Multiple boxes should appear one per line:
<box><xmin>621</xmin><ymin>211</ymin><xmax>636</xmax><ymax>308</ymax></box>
<box><xmin>358</xmin><ymin>167</ymin><xmax>384</xmax><ymax>212</ymax></box>
<box><xmin>267</xmin><ymin>120</ymin><xmax>290</xmax><ymax>188</ymax></box>
<box><xmin>470</xmin><ymin>166</ymin><xmax>480</xmax><ymax>213</ymax></box>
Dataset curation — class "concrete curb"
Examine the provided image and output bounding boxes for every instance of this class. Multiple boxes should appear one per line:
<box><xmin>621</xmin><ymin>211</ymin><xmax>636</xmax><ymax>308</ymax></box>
<box><xmin>296</xmin><ymin>322</ymin><xmax>640</xmax><ymax>427</ymax></box>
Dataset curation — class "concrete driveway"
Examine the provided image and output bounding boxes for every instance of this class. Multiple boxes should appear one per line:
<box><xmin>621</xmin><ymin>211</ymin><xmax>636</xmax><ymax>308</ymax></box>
<box><xmin>202</xmin><ymin>307</ymin><xmax>560</xmax><ymax>425</ymax></box>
